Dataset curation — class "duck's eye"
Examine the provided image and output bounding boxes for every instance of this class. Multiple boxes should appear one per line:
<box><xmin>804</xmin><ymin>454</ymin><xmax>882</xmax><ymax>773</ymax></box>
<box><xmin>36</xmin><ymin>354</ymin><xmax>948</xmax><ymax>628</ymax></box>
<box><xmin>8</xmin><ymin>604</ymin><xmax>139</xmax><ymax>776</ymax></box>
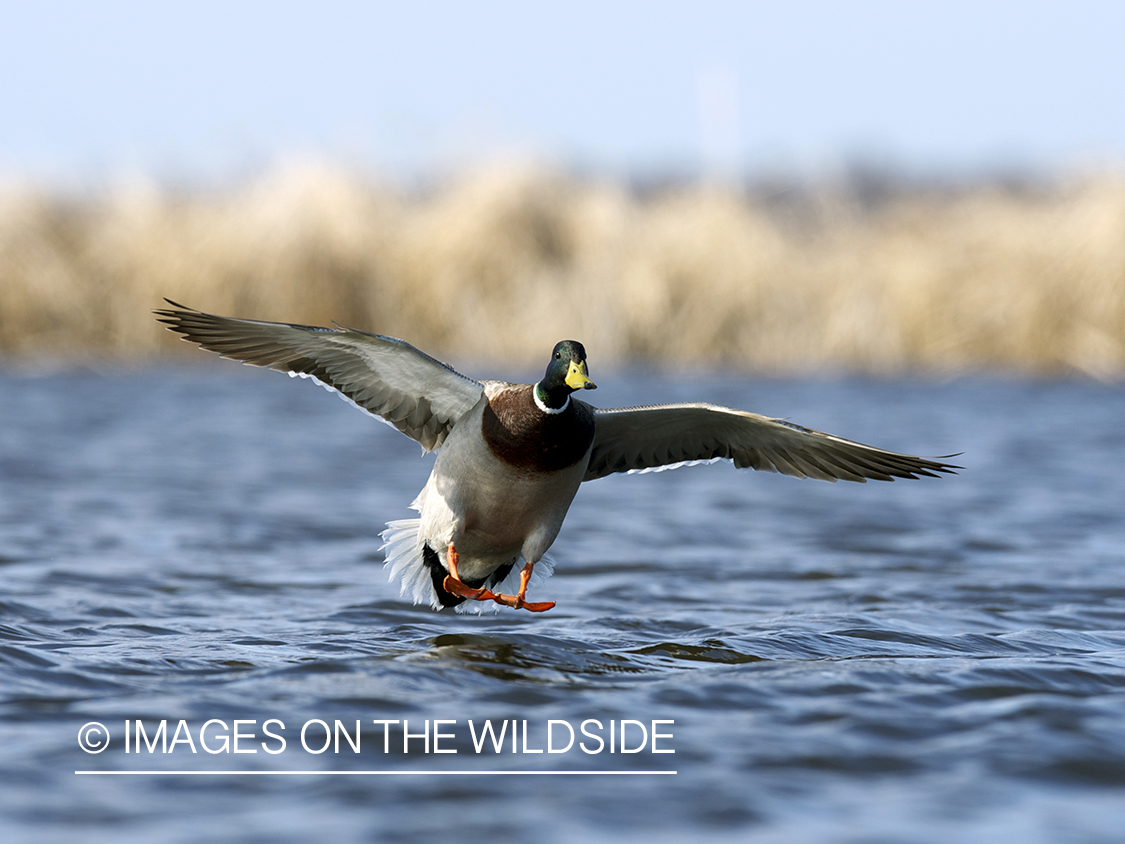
<box><xmin>554</xmin><ymin>352</ymin><xmax>561</xmax><ymax>359</ymax></box>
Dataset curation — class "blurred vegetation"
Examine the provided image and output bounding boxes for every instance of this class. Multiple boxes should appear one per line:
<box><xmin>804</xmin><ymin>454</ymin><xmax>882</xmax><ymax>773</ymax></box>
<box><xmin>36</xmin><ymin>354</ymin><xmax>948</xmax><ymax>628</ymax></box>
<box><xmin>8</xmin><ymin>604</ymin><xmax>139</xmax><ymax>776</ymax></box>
<box><xmin>1</xmin><ymin>163</ymin><xmax>1123</xmax><ymax>378</ymax></box>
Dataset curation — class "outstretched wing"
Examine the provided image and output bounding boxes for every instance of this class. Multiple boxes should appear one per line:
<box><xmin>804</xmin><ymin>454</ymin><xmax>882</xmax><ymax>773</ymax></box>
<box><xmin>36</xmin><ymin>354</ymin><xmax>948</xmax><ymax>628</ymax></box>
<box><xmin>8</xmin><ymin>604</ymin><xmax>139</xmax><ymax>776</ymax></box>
<box><xmin>155</xmin><ymin>300</ymin><xmax>483</xmax><ymax>451</ymax></box>
<box><xmin>583</xmin><ymin>402</ymin><xmax>958</xmax><ymax>483</ymax></box>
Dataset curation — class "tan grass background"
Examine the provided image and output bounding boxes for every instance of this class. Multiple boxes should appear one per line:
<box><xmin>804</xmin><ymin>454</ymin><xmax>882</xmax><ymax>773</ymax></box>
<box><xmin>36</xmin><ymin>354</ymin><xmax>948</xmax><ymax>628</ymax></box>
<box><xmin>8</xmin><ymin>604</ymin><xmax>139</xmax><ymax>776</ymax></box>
<box><xmin>2</xmin><ymin>164</ymin><xmax>1123</xmax><ymax>377</ymax></box>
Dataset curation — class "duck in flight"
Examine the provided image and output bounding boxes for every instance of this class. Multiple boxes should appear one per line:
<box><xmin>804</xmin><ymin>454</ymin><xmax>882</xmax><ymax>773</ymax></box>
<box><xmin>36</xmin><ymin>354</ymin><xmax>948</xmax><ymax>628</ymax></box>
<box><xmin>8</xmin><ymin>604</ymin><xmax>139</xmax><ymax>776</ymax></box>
<box><xmin>155</xmin><ymin>301</ymin><xmax>957</xmax><ymax>613</ymax></box>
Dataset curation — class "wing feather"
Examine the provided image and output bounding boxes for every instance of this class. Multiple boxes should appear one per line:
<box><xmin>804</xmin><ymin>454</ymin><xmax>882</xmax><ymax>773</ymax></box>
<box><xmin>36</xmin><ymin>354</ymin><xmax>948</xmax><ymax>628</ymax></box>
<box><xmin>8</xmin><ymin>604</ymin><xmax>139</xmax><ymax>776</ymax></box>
<box><xmin>154</xmin><ymin>300</ymin><xmax>483</xmax><ymax>450</ymax></box>
<box><xmin>583</xmin><ymin>402</ymin><xmax>958</xmax><ymax>483</ymax></box>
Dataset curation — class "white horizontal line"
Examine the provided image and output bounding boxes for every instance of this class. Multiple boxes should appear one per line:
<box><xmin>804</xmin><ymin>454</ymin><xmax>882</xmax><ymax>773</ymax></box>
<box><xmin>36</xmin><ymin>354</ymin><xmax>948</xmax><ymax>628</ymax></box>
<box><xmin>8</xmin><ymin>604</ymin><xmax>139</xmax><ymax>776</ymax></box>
<box><xmin>76</xmin><ymin>770</ymin><xmax>676</xmax><ymax>776</ymax></box>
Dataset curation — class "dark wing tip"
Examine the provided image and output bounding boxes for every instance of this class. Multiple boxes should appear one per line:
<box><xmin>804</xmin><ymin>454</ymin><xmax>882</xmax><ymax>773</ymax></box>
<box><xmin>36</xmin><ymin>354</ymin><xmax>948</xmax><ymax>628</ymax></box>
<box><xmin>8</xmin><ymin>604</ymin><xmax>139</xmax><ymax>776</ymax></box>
<box><xmin>154</xmin><ymin>297</ymin><xmax>193</xmax><ymax>315</ymax></box>
<box><xmin>877</xmin><ymin>453</ymin><xmax>961</xmax><ymax>481</ymax></box>
<box><xmin>153</xmin><ymin>299</ymin><xmax>204</xmax><ymax>332</ymax></box>
<box><xmin>924</xmin><ymin>453</ymin><xmax>963</xmax><ymax>475</ymax></box>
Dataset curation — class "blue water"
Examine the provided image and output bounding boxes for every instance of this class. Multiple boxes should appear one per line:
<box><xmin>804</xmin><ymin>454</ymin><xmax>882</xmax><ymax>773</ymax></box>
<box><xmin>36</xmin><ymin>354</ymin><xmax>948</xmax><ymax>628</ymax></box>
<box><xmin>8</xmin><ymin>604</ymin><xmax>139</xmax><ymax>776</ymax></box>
<box><xmin>2</xmin><ymin>367</ymin><xmax>1124</xmax><ymax>843</ymax></box>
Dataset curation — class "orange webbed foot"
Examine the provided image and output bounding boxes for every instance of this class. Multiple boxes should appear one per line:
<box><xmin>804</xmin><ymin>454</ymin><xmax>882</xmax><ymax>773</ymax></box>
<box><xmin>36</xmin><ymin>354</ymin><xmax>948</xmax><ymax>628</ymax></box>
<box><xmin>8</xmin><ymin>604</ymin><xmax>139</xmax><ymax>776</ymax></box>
<box><xmin>489</xmin><ymin>593</ymin><xmax>557</xmax><ymax>613</ymax></box>
<box><xmin>442</xmin><ymin>547</ymin><xmax>556</xmax><ymax>612</ymax></box>
<box><xmin>442</xmin><ymin>575</ymin><xmax>488</xmax><ymax>600</ymax></box>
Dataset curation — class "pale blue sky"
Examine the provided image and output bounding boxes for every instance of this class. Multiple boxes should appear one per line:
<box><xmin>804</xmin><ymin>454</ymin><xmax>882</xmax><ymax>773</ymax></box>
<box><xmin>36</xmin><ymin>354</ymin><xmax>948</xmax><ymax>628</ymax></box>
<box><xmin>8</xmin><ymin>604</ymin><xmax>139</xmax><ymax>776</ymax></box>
<box><xmin>2</xmin><ymin>0</ymin><xmax>1123</xmax><ymax>185</ymax></box>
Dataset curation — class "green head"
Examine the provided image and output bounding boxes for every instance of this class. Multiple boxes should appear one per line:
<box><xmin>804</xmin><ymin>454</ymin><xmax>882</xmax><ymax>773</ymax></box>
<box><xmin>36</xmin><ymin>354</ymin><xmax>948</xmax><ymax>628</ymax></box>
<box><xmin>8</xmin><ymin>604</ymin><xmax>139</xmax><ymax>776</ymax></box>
<box><xmin>545</xmin><ymin>340</ymin><xmax>596</xmax><ymax>391</ymax></box>
<box><xmin>536</xmin><ymin>340</ymin><xmax>596</xmax><ymax>410</ymax></box>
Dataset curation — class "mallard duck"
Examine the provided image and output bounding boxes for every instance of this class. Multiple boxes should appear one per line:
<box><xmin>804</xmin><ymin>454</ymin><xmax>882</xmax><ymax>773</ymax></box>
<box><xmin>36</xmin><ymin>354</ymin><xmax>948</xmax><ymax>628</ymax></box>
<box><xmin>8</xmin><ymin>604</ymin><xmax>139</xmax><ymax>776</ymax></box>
<box><xmin>155</xmin><ymin>301</ymin><xmax>957</xmax><ymax>613</ymax></box>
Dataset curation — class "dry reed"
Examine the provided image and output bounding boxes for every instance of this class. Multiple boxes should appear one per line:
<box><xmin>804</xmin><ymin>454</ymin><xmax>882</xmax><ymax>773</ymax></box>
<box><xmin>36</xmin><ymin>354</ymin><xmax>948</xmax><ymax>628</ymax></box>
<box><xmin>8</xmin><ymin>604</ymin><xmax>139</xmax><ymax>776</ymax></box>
<box><xmin>2</xmin><ymin>163</ymin><xmax>1123</xmax><ymax>377</ymax></box>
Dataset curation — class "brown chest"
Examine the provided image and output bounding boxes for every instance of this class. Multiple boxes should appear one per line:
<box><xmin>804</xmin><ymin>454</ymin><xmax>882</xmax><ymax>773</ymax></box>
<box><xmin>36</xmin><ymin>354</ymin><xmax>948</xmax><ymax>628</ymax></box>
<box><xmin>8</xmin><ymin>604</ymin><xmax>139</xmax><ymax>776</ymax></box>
<box><xmin>481</xmin><ymin>387</ymin><xmax>595</xmax><ymax>473</ymax></box>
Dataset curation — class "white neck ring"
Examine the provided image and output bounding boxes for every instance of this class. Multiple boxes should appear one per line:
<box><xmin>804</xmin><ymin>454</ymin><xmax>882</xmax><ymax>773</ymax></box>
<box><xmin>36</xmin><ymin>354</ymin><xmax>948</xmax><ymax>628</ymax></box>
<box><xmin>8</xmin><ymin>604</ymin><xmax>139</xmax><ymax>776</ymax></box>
<box><xmin>533</xmin><ymin>385</ymin><xmax>569</xmax><ymax>415</ymax></box>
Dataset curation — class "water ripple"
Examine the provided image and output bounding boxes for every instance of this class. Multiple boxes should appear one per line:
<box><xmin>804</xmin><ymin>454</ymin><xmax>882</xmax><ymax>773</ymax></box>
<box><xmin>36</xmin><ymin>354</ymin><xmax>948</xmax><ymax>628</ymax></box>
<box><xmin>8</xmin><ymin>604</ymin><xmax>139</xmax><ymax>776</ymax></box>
<box><xmin>2</xmin><ymin>373</ymin><xmax>1125</xmax><ymax>842</ymax></box>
